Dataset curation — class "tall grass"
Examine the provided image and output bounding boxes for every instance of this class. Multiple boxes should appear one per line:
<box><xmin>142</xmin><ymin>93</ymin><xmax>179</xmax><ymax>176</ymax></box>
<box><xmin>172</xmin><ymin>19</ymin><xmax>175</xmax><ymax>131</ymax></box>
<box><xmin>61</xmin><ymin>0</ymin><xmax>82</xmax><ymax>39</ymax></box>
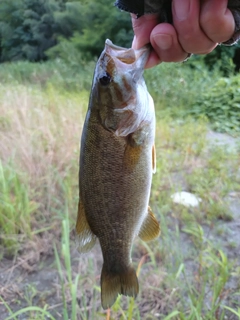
<box><xmin>0</xmin><ymin>60</ymin><xmax>95</xmax><ymax>91</ymax></box>
<box><xmin>0</xmin><ymin>161</ymin><xmax>37</xmax><ymax>254</ymax></box>
<box><xmin>0</xmin><ymin>80</ymin><xmax>87</xmax><ymax>255</ymax></box>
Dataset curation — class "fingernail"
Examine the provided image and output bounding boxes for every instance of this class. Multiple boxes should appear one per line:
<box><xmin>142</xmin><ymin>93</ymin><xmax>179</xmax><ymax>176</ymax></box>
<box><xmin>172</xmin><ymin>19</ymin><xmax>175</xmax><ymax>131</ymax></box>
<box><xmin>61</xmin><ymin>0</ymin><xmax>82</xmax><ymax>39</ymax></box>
<box><xmin>173</xmin><ymin>0</ymin><xmax>190</xmax><ymax>20</ymax></box>
<box><xmin>152</xmin><ymin>34</ymin><xmax>172</xmax><ymax>50</ymax></box>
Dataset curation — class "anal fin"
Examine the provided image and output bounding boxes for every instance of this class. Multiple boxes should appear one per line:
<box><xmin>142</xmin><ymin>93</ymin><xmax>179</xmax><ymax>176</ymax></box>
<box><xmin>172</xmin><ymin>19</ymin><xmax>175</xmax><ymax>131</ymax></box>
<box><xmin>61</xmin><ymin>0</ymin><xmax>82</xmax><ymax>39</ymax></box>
<box><xmin>138</xmin><ymin>206</ymin><xmax>160</xmax><ymax>242</ymax></box>
<box><xmin>75</xmin><ymin>200</ymin><xmax>96</xmax><ymax>253</ymax></box>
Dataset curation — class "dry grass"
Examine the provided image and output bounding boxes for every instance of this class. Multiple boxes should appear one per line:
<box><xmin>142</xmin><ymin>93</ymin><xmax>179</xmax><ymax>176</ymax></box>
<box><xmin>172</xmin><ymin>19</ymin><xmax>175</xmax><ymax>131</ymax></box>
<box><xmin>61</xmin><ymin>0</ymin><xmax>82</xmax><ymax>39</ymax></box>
<box><xmin>0</xmin><ymin>83</ymin><xmax>88</xmax><ymax>255</ymax></box>
<box><xmin>0</xmin><ymin>83</ymin><xmax>86</xmax><ymax>177</ymax></box>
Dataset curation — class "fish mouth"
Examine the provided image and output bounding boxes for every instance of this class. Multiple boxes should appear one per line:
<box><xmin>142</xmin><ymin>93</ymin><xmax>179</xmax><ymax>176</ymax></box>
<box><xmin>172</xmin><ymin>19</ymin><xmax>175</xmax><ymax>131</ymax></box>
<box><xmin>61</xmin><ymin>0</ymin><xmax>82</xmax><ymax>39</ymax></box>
<box><xmin>104</xmin><ymin>39</ymin><xmax>150</xmax><ymax>66</ymax></box>
<box><xmin>105</xmin><ymin>39</ymin><xmax>127</xmax><ymax>51</ymax></box>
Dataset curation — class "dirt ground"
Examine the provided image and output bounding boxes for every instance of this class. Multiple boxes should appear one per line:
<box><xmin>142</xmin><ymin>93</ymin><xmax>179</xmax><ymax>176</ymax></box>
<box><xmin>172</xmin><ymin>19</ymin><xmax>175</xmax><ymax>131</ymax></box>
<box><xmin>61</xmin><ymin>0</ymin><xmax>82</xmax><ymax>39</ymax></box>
<box><xmin>0</xmin><ymin>131</ymin><xmax>239</xmax><ymax>320</ymax></box>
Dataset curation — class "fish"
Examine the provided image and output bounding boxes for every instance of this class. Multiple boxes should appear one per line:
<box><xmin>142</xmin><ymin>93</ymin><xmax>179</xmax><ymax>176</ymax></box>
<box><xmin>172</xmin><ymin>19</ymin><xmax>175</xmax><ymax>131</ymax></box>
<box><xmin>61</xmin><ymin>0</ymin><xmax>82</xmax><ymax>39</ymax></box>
<box><xmin>75</xmin><ymin>39</ymin><xmax>160</xmax><ymax>309</ymax></box>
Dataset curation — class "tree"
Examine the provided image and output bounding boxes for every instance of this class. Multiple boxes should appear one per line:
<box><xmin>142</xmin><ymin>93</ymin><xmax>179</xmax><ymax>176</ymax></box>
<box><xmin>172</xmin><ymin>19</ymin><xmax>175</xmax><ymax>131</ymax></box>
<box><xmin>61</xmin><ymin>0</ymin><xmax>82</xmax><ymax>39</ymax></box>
<box><xmin>0</xmin><ymin>0</ymin><xmax>25</xmax><ymax>61</ymax></box>
<box><xmin>47</xmin><ymin>0</ymin><xmax>133</xmax><ymax>61</ymax></box>
<box><xmin>0</xmin><ymin>0</ymin><xmax>133</xmax><ymax>62</ymax></box>
<box><xmin>0</xmin><ymin>0</ymin><xmax>65</xmax><ymax>62</ymax></box>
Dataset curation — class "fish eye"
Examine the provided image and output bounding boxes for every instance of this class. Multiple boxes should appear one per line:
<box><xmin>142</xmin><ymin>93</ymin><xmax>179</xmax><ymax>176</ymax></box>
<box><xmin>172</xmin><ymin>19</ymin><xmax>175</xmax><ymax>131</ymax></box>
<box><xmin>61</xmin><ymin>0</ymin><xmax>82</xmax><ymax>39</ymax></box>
<box><xmin>99</xmin><ymin>73</ymin><xmax>111</xmax><ymax>86</ymax></box>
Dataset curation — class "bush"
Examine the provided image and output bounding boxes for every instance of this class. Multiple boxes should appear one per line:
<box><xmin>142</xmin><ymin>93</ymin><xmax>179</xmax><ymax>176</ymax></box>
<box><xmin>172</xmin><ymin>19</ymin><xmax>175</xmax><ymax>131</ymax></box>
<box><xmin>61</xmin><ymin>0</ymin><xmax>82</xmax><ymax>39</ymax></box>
<box><xmin>190</xmin><ymin>75</ymin><xmax>240</xmax><ymax>133</ymax></box>
<box><xmin>144</xmin><ymin>61</ymin><xmax>221</xmax><ymax>118</ymax></box>
<box><xmin>202</xmin><ymin>43</ymin><xmax>240</xmax><ymax>75</ymax></box>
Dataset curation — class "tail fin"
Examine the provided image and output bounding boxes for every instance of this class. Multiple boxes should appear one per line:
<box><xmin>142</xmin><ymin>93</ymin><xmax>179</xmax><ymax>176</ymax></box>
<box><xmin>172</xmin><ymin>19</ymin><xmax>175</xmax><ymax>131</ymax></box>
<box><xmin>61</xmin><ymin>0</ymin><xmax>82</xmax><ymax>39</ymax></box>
<box><xmin>101</xmin><ymin>263</ymin><xmax>139</xmax><ymax>309</ymax></box>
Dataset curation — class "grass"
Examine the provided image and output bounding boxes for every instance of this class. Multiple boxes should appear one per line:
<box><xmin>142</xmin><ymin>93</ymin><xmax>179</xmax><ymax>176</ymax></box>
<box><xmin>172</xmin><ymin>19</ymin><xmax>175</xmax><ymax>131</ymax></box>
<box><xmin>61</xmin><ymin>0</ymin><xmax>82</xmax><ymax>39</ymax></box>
<box><xmin>0</xmin><ymin>60</ymin><xmax>95</xmax><ymax>92</ymax></box>
<box><xmin>0</xmin><ymin>61</ymin><xmax>240</xmax><ymax>319</ymax></box>
<box><xmin>0</xmin><ymin>80</ymin><xmax>88</xmax><ymax>254</ymax></box>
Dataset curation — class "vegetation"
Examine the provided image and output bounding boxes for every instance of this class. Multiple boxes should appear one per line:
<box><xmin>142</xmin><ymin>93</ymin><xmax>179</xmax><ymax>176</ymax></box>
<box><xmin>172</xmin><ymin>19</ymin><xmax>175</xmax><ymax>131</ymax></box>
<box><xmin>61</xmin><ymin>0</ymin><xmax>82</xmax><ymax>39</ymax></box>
<box><xmin>145</xmin><ymin>60</ymin><xmax>240</xmax><ymax>134</ymax></box>
<box><xmin>0</xmin><ymin>0</ymin><xmax>133</xmax><ymax>62</ymax></box>
<box><xmin>0</xmin><ymin>0</ymin><xmax>65</xmax><ymax>61</ymax></box>
<box><xmin>189</xmin><ymin>43</ymin><xmax>240</xmax><ymax>76</ymax></box>
<box><xmin>190</xmin><ymin>75</ymin><xmax>240</xmax><ymax>134</ymax></box>
<box><xmin>0</xmin><ymin>60</ymin><xmax>239</xmax><ymax>319</ymax></box>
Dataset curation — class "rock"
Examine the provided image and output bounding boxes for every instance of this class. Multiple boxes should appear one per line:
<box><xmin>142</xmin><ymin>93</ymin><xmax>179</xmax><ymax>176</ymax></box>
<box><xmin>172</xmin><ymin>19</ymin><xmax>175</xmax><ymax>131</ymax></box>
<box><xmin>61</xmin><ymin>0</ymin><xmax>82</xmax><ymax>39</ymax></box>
<box><xmin>171</xmin><ymin>191</ymin><xmax>202</xmax><ymax>208</ymax></box>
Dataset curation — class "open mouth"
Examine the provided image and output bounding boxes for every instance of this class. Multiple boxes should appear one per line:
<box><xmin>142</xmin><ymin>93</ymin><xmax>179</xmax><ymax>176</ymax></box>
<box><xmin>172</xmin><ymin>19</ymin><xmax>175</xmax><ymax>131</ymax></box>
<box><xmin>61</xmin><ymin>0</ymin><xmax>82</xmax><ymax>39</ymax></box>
<box><xmin>104</xmin><ymin>39</ymin><xmax>150</xmax><ymax>65</ymax></box>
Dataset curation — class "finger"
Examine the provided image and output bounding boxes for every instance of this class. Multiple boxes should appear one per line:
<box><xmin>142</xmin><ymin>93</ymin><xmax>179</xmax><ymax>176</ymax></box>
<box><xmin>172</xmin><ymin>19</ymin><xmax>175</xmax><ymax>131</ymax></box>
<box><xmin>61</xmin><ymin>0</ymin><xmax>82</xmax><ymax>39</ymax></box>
<box><xmin>200</xmin><ymin>0</ymin><xmax>235</xmax><ymax>43</ymax></box>
<box><xmin>131</xmin><ymin>14</ymin><xmax>162</xmax><ymax>68</ymax></box>
<box><xmin>172</xmin><ymin>0</ymin><xmax>216</xmax><ymax>54</ymax></box>
<box><xmin>131</xmin><ymin>13</ymin><xmax>158</xmax><ymax>49</ymax></box>
<box><xmin>145</xmin><ymin>50</ymin><xmax>162</xmax><ymax>69</ymax></box>
<box><xmin>150</xmin><ymin>23</ymin><xmax>189</xmax><ymax>62</ymax></box>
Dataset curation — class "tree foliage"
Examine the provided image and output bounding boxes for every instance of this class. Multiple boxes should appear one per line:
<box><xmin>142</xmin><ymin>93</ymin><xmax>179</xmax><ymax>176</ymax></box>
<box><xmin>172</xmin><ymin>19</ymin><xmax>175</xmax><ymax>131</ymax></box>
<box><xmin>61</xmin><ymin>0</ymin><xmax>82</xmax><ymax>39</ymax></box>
<box><xmin>201</xmin><ymin>43</ymin><xmax>240</xmax><ymax>76</ymax></box>
<box><xmin>47</xmin><ymin>0</ymin><xmax>133</xmax><ymax>61</ymax></box>
<box><xmin>0</xmin><ymin>0</ymin><xmax>132</xmax><ymax>62</ymax></box>
<box><xmin>0</xmin><ymin>0</ymin><xmax>66</xmax><ymax>61</ymax></box>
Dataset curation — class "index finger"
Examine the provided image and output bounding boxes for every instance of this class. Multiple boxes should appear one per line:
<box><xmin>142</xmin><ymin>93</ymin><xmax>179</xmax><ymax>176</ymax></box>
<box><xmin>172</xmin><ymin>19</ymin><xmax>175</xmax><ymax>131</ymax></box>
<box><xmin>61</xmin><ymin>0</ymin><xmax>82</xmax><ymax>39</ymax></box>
<box><xmin>131</xmin><ymin>13</ymin><xmax>159</xmax><ymax>49</ymax></box>
<box><xmin>131</xmin><ymin>14</ymin><xmax>162</xmax><ymax>68</ymax></box>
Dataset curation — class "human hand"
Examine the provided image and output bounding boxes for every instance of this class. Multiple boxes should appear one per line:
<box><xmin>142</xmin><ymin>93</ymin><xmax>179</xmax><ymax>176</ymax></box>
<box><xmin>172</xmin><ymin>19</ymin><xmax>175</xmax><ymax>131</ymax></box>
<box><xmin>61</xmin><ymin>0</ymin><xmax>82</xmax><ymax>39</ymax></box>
<box><xmin>131</xmin><ymin>0</ymin><xmax>235</xmax><ymax>68</ymax></box>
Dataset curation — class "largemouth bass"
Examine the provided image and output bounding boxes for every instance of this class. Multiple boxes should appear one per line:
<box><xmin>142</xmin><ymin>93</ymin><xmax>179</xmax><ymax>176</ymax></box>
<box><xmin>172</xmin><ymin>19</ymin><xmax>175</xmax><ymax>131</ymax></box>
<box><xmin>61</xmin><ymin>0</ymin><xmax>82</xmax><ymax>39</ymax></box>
<box><xmin>76</xmin><ymin>39</ymin><xmax>160</xmax><ymax>309</ymax></box>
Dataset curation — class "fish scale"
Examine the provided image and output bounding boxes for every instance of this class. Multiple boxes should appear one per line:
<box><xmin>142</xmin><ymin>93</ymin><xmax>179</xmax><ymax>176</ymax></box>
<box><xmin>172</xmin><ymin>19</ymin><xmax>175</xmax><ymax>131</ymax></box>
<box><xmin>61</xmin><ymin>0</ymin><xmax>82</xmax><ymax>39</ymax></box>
<box><xmin>75</xmin><ymin>39</ymin><xmax>160</xmax><ymax>309</ymax></box>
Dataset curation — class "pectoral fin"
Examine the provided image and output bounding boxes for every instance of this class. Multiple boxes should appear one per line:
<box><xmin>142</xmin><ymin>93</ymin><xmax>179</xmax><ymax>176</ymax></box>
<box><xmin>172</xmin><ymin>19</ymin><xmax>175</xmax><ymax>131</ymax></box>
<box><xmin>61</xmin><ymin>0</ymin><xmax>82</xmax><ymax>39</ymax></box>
<box><xmin>123</xmin><ymin>142</ymin><xmax>142</xmax><ymax>171</ymax></box>
<box><xmin>138</xmin><ymin>206</ymin><xmax>160</xmax><ymax>242</ymax></box>
<box><xmin>123</xmin><ymin>127</ymin><xmax>149</xmax><ymax>171</ymax></box>
<box><xmin>75</xmin><ymin>200</ymin><xmax>96</xmax><ymax>253</ymax></box>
